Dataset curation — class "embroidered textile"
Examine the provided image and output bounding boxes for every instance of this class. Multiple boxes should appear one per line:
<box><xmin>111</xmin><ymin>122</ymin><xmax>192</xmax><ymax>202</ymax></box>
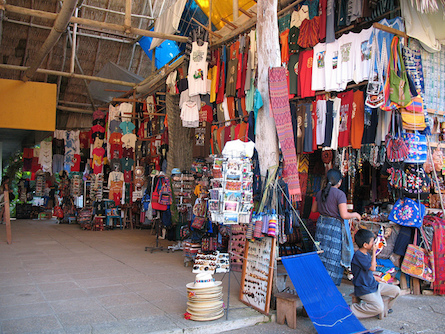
<box><xmin>268</xmin><ymin>67</ymin><xmax>301</xmax><ymax>201</ymax></box>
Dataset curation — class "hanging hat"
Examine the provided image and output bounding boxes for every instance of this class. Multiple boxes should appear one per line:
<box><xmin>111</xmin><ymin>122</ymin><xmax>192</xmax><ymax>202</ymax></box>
<box><xmin>186</xmin><ymin>273</ymin><xmax>222</xmax><ymax>289</ymax></box>
<box><xmin>321</xmin><ymin>150</ymin><xmax>333</xmax><ymax>164</ymax></box>
<box><xmin>171</xmin><ymin>168</ymin><xmax>181</xmax><ymax>175</ymax></box>
<box><xmin>93</xmin><ymin>110</ymin><xmax>105</xmax><ymax>120</ymax></box>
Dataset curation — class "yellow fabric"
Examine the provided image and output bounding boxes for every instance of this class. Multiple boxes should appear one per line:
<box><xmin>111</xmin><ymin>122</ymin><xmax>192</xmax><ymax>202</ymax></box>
<box><xmin>401</xmin><ymin>109</ymin><xmax>426</xmax><ymax>131</ymax></box>
<box><xmin>209</xmin><ymin>66</ymin><xmax>217</xmax><ymax>103</ymax></box>
<box><xmin>195</xmin><ymin>0</ymin><xmax>256</xmax><ymax>30</ymax></box>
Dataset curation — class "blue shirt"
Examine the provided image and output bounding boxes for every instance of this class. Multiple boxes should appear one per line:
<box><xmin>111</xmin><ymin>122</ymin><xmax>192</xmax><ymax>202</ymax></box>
<box><xmin>351</xmin><ymin>250</ymin><xmax>379</xmax><ymax>296</ymax></box>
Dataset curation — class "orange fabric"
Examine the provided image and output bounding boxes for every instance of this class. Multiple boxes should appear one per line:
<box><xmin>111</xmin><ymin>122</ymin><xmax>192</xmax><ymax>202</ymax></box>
<box><xmin>217</xmin><ymin>126</ymin><xmax>225</xmax><ymax>153</ymax></box>
<box><xmin>280</xmin><ymin>29</ymin><xmax>290</xmax><ymax>63</ymax></box>
<box><xmin>238</xmin><ymin>122</ymin><xmax>248</xmax><ymax>142</ymax></box>
<box><xmin>109</xmin><ymin>133</ymin><xmax>122</xmax><ymax>145</ymax></box>
<box><xmin>211</xmin><ymin>125</ymin><xmax>218</xmax><ymax>154</ymax></box>
<box><xmin>230</xmin><ymin>41</ymin><xmax>239</xmax><ymax>60</ymax></box>
<box><xmin>226</xmin><ymin>96</ymin><xmax>236</xmax><ymax>122</ymax></box>
<box><xmin>351</xmin><ymin>90</ymin><xmax>365</xmax><ymax>149</ymax></box>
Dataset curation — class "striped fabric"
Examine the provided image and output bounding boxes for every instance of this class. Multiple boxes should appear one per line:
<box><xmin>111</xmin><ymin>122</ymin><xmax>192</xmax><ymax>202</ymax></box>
<box><xmin>269</xmin><ymin>67</ymin><xmax>302</xmax><ymax>201</ymax></box>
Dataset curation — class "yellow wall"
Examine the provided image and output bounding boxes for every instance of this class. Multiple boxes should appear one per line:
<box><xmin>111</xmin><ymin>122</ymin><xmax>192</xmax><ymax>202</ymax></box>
<box><xmin>0</xmin><ymin>79</ymin><xmax>57</xmax><ymax>132</ymax></box>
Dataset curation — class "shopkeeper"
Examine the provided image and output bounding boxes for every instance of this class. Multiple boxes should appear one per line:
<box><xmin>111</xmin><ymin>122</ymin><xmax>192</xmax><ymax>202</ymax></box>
<box><xmin>311</xmin><ymin>169</ymin><xmax>361</xmax><ymax>286</ymax></box>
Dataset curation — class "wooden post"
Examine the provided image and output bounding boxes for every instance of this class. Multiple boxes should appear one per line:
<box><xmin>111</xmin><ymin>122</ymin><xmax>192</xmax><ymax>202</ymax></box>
<box><xmin>233</xmin><ymin>0</ymin><xmax>239</xmax><ymax>20</ymax></box>
<box><xmin>125</xmin><ymin>0</ymin><xmax>132</xmax><ymax>33</ymax></box>
<box><xmin>3</xmin><ymin>187</ymin><xmax>12</xmax><ymax>244</ymax></box>
<box><xmin>256</xmin><ymin>0</ymin><xmax>280</xmax><ymax>176</ymax></box>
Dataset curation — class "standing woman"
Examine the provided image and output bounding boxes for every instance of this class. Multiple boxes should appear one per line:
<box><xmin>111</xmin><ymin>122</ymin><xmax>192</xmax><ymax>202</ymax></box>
<box><xmin>311</xmin><ymin>169</ymin><xmax>361</xmax><ymax>285</ymax></box>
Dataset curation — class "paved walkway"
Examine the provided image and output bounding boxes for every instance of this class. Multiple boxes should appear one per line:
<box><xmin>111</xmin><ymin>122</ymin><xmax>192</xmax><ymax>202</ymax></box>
<box><xmin>1</xmin><ymin>219</ymin><xmax>444</xmax><ymax>334</ymax></box>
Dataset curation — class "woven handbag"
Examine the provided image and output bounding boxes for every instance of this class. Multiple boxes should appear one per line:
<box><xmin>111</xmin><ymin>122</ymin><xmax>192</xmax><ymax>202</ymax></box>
<box><xmin>401</xmin><ymin>228</ymin><xmax>435</xmax><ymax>282</ymax></box>
<box><xmin>389</xmin><ymin>37</ymin><xmax>412</xmax><ymax>108</ymax></box>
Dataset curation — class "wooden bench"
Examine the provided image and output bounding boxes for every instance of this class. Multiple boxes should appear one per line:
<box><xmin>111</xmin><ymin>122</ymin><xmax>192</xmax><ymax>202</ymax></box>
<box><xmin>275</xmin><ymin>292</ymin><xmax>303</xmax><ymax>329</ymax></box>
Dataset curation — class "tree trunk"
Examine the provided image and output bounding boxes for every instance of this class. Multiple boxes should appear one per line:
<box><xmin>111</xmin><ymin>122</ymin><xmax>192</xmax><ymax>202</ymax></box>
<box><xmin>256</xmin><ymin>0</ymin><xmax>280</xmax><ymax>176</ymax></box>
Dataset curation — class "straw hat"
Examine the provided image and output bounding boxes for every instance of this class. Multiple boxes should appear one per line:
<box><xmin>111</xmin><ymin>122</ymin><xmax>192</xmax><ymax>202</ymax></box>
<box><xmin>186</xmin><ymin>273</ymin><xmax>222</xmax><ymax>289</ymax></box>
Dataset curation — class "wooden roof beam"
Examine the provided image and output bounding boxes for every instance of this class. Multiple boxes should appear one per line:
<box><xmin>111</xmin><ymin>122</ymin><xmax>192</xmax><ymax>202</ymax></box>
<box><xmin>4</xmin><ymin>4</ymin><xmax>188</xmax><ymax>43</ymax></box>
<box><xmin>0</xmin><ymin>64</ymin><xmax>137</xmax><ymax>87</ymax></box>
<box><xmin>22</xmin><ymin>0</ymin><xmax>77</xmax><ymax>81</ymax></box>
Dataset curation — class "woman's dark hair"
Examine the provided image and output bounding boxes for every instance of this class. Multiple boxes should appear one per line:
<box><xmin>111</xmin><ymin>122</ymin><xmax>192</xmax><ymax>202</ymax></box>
<box><xmin>321</xmin><ymin>169</ymin><xmax>342</xmax><ymax>202</ymax></box>
<box><xmin>355</xmin><ymin>229</ymin><xmax>375</xmax><ymax>248</ymax></box>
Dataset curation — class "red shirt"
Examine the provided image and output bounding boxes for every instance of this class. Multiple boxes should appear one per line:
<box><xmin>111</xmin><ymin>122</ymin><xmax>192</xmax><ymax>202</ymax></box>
<box><xmin>298</xmin><ymin>50</ymin><xmax>315</xmax><ymax>98</ymax></box>
<box><xmin>337</xmin><ymin>90</ymin><xmax>354</xmax><ymax>148</ymax></box>
<box><xmin>318</xmin><ymin>0</ymin><xmax>327</xmax><ymax>41</ymax></box>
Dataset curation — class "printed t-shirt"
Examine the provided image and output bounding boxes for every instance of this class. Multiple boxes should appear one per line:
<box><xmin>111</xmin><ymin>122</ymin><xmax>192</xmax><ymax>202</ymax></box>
<box><xmin>119</xmin><ymin>121</ymin><xmax>135</xmax><ymax>135</ymax></box>
<box><xmin>316</xmin><ymin>100</ymin><xmax>327</xmax><ymax>146</ymax></box>
<box><xmin>192</xmin><ymin>122</ymin><xmax>212</xmax><ymax>158</ymax></box>
<box><xmin>109</xmin><ymin>120</ymin><xmax>122</xmax><ymax>134</ymax></box>
<box><xmin>351</xmin><ymin>90</ymin><xmax>365</xmax><ymax>149</ymax></box>
<box><xmin>226</xmin><ymin>41</ymin><xmax>239</xmax><ymax>97</ymax></box>
<box><xmin>339</xmin><ymin>32</ymin><xmax>356</xmax><ymax>88</ymax></box>
<box><xmin>312</xmin><ymin>101</ymin><xmax>318</xmax><ymax>151</ymax></box>
<box><xmin>337</xmin><ymin>90</ymin><xmax>353</xmax><ymax>148</ymax></box>
<box><xmin>91</xmin><ymin>125</ymin><xmax>105</xmax><ymax>134</ymax></box>
<box><xmin>303</xmin><ymin>103</ymin><xmax>313</xmax><ymax>153</ymax></box>
<box><xmin>325</xmin><ymin>39</ymin><xmax>343</xmax><ymax>92</ymax></box>
<box><xmin>362</xmin><ymin>106</ymin><xmax>379</xmax><ymax>144</ymax></box>
<box><xmin>315</xmin><ymin>187</ymin><xmax>346</xmax><ymax>220</ymax></box>
<box><xmin>71</xmin><ymin>154</ymin><xmax>81</xmax><ymax>172</ymax></box>
<box><xmin>119</xmin><ymin>102</ymin><xmax>133</xmax><ymax>121</ymax></box>
<box><xmin>298</xmin><ymin>50</ymin><xmax>315</xmax><ymax>98</ymax></box>
<box><xmin>181</xmin><ymin>101</ymin><xmax>200</xmax><ymax>128</ymax></box>
<box><xmin>323</xmin><ymin>100</ymin><xmax>334</xmax><ymax>147</ymax></box>
<box><xmin>188</xmin><ymin>42</ymin><xmax>208</xmax><ymax>96</ymax></box>
<box><xmin>108</xmin><ymin>171</ymin><xmax>124</xmax><ymax>200</ymax></box>
<box><xmin>120</xmin><ymin>157</ymin><xmax>134</xmax><ymax>171</ymax></box>
<box><xmin>328</xmin><ymin>97</ymin><xmax>342</xmax><ymax>150</ymax></box>
<box><xmin>109</xmin><ymin>133</ymin><xmax>123</xmax><ymax>146</ymax></box>
<box><xmin>221</xmin><ymin>139</ymin><xmax>255</xmax><ymax>158</ymax></box>
<box><xmin>79</xmin><ymin>131</ymin><xmax>90</xmax><ymax>149</ymax></box>
<box><xmin>179</xmin><ymin>89</ymin><xmax>201</xmax><ymax>110</ymax></box>
<box><xmin>289</xmin><ymin>26</ymin><xmax>301</xmax><ymax>55</ymax></box>
<box><xmin>295</xmin><ymin>102</ymin><xmax>305</xmax><ymax>153</ymax></box>
<box><xmin>92</xmin><ymin>147</ymin><xmax>105</xmax><ymax>174</ymax></box>
<box><xmin>353</xmin><ymin>27</ymin><xmax>373</xmax><ymax>83</ymax></box>
<box><xmin>121</xmin><ymin>133</ymin><xmax>137</xmax><ymax>149</ymax></box>
<box><xmin>124</xmin><ymin>170</ymin><xmax>132</xmax><ymax>183</ymax></box>
<box><xmin>311</xmin><ymin>43</ymin><xmax>326</xmax><ymax>91</ymax></box>
<box><xmin>288</xmin><ymin>53</ymin><xmax>299</xmax><ymax>95</ymax></box>
<box><xmin>110</xmin><ymin>144</ymin><xmax>122</xmax><ymax>159</ymax></box>
<box><xmin>122</xmin><ymin>147</ymin><xmax>134</xmax><ymax>158</ymax></box>
<box><xmin>110</xmin><ymin>158</ymin><xmax>122</xmax><ymax>172</ymax></box>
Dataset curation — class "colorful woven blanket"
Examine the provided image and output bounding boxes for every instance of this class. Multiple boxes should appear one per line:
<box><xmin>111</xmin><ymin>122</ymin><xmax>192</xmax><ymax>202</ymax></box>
<box><xmin>268</xmin><ymin>67</ymin><xmax>301</xmax><ymax>201</ymax></box>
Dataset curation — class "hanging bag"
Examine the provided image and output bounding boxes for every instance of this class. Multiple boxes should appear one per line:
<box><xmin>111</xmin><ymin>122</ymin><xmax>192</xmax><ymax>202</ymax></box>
<box><xmin>388</xmin><ymin>197</ymin><xmax>426</xmax><ymax>228</ymax></box>
<box><xmin>386</xmin><ymin>111</ymin><xmax>409</xmax><ymax>162</ymax></box>
<box><xmin>365</xmin><ymin>33</ymin><xmax>386</xmax><ymax>108</ymax></box>
<box><xmin>401</xmin><ymin>227</ymin><xmax>435</xmax><ymax>282</ymax></box>
<box><xmin>151</xmin><ymin>178</ymin><xmax>168</xmax><ymax>211</ymax></box>
<box><xmin>403</xmin><ymin>164</ymin><xmax>431</xmax><ymax>198</ymax></box>
<box><xmin>158</xmin><ymin>177</ymin><xmax>172</xmax><ymax>206</ymax></box>
<box><xmin>389</xmin><ymin>36</ymin><xmax>412</xmax><ymax>108</ymax></box>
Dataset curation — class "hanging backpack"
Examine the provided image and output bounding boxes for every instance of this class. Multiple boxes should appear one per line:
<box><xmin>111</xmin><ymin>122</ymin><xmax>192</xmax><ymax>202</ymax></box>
<box><xmin>151</xmin><ymin>178</ymin><xmax>168</xmax><ymax>211</ymax></box>
<box><xmin>158</xmin><ymin>177</ymin><xmax>172</xmax><ymax>206</ymax></box>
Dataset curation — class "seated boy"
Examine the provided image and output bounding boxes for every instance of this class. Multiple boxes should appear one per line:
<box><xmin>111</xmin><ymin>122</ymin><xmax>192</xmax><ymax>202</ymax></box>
<box><xmin>350</xmin><ymin>229</ymin><xmax>401</xmax><ymax>319</ymax></box>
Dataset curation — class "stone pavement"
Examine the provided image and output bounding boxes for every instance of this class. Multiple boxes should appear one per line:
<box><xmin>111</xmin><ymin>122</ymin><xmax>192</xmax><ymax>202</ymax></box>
<box><xmin>0</xmin><ymin>219</ymin><xmax>444</xmax><ymax>334</ymax></box>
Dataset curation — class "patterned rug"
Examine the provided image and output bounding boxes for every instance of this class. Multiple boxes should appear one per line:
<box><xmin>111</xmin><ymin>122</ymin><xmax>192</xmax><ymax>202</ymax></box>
<box><xmin>269</xmin><ymin>67</ymin><xmax>302</xmax><ymax>201</ymax></box>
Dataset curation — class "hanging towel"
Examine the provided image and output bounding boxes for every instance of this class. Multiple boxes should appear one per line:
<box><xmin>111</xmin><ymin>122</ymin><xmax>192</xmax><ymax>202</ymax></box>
<box><xmin>268</xmin><ymin>67</ymin><xmax>301</xmax><ymax>201</ymax></box>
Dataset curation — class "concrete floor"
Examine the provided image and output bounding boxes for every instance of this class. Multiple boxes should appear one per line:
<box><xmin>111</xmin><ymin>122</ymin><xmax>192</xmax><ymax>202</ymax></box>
<box><xmin>0</xmin><ymin>219</ymin><xmax>444</xmax><ymax>334</ymax></box>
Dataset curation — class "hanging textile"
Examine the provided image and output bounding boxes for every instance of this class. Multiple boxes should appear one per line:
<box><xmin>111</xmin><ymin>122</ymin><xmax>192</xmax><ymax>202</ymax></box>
<box><xmin>282</xmin><ymin>253</ymin><xmax>367</xmax><ymax>334</ymax></box>
<box><xmin>268</xmin><ymin>67</ymin><xmax>301</xmax><ymax>201</ymax></box>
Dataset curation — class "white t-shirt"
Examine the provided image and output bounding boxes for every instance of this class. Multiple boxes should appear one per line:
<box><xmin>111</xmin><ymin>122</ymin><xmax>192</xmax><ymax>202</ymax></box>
<box><xmin>119</xmin><ymin>102</ymin><xmax>133</xmax><ymax>121</ymax></box>
<box><xmin>316</xmin><ymin>100</ymin><xmax>327</xmax><ymax>146</ymax></box>
<box><xmin>338</xmin><ymin>32</ymin><xmax>356</xmax><ymax>88</ymax></box>
<box><xmin>166</xmin><ymin>70</ymin><xmax>177</xmax><ymax>93</ymax></box>
<box><xmin>325</xmin><ymin>40</ymin><xmax>343</xmax><ymax>92</ymax></box>
<box><xmin>188</xmin><ymin>42</ymin><xmax>208</xmax><ymax>96</ymax></box>
<box><xmin>290</xmin><ymin>5</ymin><xmax>309</xmax><ymax>28</ymax></box>
<box><xmin>179</xmin><ymin>89</ymin><xmax>201</xmax><ymax>110</ymax></box>
<box><xmin>222</xmin><ymin>140</ymin><xmax>255</xmax><ymax>158</ymax></box>
<box><xmin>108</xmin><ymin>104</ymin><xmax>120</xmax><ymax>121</ymax></box>
<box><xmin>121</xmin><ymin>133</ymin><xmax>137</xmax><ymax>149</ymax></box>
<box><xmin>312</xmin><ymin>43</ymin><xmax>327</xmax><ymax>91</ymax></box>
<box><xmin>328</xmin><ymin>97</ymin><xmax>342</xmax><ymax>150</ymax></box>
<box><xmin>180</xmin><ymin>101</ymin><xmax>199</xmax><ymax>128</ymax></box>
<box><xmin>353</xmin><ymin>27</ymin><xmax>373</xmax><ymax>84</ymax></box>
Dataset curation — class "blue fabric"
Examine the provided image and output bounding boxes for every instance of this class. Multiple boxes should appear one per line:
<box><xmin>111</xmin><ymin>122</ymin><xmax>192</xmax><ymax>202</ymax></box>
<box><xmin>388</xmin><ymin>197</ymin><xmax>425</xmax><ymax>228</ymax></box>
<box><xmin>315</xmin><ymin>215</ymin><xmax>344</xmax><ymax>286</ymax></box>
<box><xmin>351</xmin><ymin>250</ymin><xmax>379</xmax><ymax>297</ymax></box>
<box><xmin>282</xmin><ymin>252</ymin><xmax>367</xmax><ymax>334</ymax></box>
<box><xmin>340</xmin><ymin>219</ymin><xmax>354</xmax><ymax>269</ymax></box>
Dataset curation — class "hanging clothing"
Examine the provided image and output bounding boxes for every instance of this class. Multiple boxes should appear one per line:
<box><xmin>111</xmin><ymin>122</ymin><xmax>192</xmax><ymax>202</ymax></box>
<box><xmin>188</xmin><ymin>42</ymin><xmax>209</xmax><ymax>96</ymax></box>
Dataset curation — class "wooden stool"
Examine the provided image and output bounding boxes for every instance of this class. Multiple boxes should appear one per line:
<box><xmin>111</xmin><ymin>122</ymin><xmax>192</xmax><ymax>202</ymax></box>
<box><xmin>275</xmin><ymin>292</ymin><xmax>303</xmax><ymax>329</ymax></box>
<box><xmin>349</xmin><ymin>293</ymin><xmax>390</xmax><ymax>320</ymax></box>
<box><xmin>122</xmin><ymin>205</ymin><xmax>133</xmax><ymax>229</ymax></box>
